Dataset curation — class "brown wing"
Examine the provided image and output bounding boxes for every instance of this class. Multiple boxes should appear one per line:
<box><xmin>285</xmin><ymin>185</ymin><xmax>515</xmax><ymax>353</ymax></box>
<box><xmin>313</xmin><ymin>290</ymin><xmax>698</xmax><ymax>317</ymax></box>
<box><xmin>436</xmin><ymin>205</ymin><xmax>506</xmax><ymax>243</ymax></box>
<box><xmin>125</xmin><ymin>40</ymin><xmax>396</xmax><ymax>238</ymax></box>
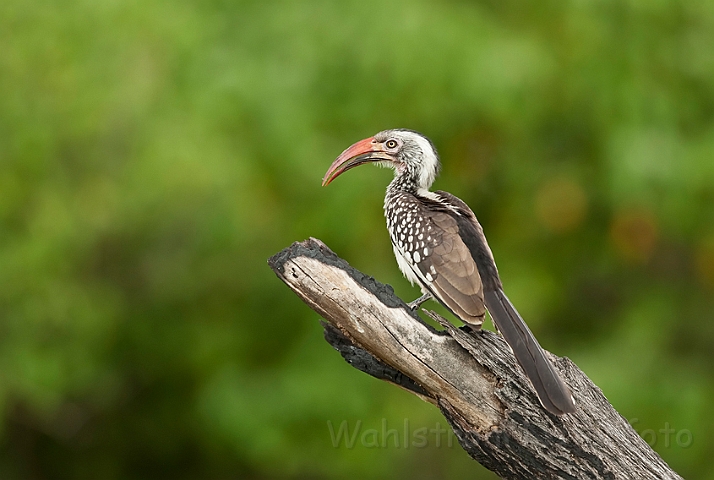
<box><xmin>433</xmin><ymin>191</ymin><xmax>576</xmax><ymax>414</ymax></box>
<box><xmin>415</xmin><ymin>209</ymin><xmax>486</xmax><ymax>326</ymax></box>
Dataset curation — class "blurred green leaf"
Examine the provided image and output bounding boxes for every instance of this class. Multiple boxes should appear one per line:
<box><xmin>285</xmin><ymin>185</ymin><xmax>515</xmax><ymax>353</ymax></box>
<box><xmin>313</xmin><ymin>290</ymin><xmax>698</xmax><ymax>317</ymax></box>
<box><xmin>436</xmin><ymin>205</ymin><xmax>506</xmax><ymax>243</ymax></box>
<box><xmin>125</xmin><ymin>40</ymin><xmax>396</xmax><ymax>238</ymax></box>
<box><xmin>1</xmin><ymin>0</ymin><xmax>713</xmax><ymax>478</ymax></box>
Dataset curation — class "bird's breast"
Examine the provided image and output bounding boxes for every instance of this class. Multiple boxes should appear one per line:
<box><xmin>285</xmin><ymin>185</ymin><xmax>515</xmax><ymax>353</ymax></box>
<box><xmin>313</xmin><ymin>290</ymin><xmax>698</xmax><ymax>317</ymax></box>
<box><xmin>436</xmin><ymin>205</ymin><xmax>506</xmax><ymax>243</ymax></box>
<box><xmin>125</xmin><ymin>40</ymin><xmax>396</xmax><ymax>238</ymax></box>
<box><xmin>385</xmin><ymin>193</ymin><xmax>435</xmax><ymax>292</ymax></box>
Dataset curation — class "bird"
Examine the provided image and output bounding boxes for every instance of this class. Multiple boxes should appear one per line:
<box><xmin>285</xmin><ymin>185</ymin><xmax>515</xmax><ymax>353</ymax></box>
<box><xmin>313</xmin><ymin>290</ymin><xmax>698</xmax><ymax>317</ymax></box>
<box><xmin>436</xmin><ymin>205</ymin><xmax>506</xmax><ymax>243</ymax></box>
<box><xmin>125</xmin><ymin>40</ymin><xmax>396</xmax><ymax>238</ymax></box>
<box><xmin>322</xmin><ymin>129</ymin><xmax>576</xmax><ymax>415</ymax></box>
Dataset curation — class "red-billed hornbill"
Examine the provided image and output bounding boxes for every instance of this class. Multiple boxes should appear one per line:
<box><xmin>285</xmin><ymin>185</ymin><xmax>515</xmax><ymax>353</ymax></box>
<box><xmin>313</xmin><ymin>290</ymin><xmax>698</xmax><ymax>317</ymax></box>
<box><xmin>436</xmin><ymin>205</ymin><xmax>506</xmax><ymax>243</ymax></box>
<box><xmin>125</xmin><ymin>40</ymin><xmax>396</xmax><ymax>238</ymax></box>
<box><xmin>322</xmin><ymin>129</ymin><xmax>575</xmax><ymax>415</ymax></box>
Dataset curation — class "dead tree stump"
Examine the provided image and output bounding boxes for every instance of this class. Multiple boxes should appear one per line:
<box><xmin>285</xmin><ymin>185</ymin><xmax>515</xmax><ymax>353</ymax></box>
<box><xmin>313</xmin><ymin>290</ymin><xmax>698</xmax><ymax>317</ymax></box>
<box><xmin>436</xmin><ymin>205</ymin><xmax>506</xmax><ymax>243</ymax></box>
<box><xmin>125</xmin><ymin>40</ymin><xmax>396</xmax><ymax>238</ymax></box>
<box><xmin>268</xmin><ymin>238</ymin><xmax>681</xmax><ymax>480</ymax></box>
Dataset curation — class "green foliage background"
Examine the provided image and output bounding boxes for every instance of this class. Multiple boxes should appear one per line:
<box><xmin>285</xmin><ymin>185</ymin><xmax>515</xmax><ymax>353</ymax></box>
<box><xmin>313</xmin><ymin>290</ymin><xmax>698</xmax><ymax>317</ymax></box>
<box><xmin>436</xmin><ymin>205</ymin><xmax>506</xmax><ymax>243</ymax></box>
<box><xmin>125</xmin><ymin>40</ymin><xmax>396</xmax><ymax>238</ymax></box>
<box><xmin>2</xmin><ymin>0</ymin><xmax>714</xmax><ymax>478</ymax></box>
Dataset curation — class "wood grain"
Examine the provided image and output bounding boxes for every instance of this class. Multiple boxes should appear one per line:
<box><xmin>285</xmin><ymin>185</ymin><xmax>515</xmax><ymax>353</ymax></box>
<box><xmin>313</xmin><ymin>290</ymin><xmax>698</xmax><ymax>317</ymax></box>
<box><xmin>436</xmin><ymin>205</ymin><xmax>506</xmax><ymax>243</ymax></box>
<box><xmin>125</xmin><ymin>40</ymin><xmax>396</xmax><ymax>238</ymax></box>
<box><xmin>268</xmin><ymin>238</ymin><xmax>682</xmax><ymax>480</ymax></box>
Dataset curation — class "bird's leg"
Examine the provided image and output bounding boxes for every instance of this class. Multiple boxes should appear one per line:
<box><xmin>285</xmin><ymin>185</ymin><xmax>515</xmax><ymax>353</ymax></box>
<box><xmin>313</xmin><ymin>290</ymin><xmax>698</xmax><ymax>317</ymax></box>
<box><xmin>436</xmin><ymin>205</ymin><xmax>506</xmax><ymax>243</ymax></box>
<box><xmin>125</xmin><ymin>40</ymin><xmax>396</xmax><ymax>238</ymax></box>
<box><xmin>407</xmin><ymin>292</ymin><xmax>433</xmax><ymax>310</ymax></box>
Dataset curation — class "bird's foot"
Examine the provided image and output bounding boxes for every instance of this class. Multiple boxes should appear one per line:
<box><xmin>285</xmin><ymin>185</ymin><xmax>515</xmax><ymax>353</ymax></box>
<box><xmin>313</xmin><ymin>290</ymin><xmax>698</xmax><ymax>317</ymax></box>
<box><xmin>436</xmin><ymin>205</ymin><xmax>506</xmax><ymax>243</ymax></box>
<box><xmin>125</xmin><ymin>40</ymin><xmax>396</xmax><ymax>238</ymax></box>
<box><xmin>407</xmin><ymin>292</ymin><xmax>432</xmax><ymax>310</ymax></box>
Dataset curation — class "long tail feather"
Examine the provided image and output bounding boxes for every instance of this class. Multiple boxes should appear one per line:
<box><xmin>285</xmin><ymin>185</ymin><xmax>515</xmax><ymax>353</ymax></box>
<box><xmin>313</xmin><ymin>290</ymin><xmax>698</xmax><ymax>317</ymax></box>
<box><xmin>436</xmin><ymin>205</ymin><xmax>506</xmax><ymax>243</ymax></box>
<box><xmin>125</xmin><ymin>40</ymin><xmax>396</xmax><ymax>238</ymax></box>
<box><xmin>484</xmin><ymin>289</ymin><xmax>576</xmax><ymax>415</ymax></box>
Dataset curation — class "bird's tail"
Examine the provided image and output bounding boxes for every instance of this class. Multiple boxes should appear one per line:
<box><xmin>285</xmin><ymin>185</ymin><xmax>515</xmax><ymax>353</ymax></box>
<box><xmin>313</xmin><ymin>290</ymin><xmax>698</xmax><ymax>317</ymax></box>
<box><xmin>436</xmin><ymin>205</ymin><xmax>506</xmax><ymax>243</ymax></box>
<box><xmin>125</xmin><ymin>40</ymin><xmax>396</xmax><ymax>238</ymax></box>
<box><xmin>484</xmin><ymin>289</ymin><xmax>576</xmax><ymax>415</ymax></box>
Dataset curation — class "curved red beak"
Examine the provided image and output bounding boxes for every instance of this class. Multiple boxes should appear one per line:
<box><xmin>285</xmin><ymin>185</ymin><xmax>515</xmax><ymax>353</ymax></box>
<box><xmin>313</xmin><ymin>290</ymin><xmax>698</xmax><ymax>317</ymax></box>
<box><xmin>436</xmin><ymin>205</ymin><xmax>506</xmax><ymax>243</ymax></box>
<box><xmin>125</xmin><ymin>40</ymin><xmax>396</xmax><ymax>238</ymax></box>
<box><xmin>322</xmin><ymin>136</ymin><xmax>392</xmax><ymax>186</ymax></box>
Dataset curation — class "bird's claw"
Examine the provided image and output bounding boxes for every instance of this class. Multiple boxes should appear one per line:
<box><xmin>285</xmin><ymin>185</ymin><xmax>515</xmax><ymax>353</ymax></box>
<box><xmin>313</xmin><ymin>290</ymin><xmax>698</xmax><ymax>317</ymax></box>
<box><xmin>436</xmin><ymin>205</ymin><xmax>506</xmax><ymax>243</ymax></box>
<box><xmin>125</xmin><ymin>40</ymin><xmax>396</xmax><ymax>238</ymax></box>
<box><xmin>407</xmin><ymin>292</ymin><xmax>432</xmax><ymax>310</ymax></box>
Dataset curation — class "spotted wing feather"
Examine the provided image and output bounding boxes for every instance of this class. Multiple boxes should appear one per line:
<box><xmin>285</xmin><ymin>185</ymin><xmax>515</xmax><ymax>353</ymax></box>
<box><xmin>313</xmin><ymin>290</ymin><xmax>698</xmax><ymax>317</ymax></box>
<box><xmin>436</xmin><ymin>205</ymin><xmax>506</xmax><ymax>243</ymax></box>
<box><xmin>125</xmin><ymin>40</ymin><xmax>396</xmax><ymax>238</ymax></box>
<box><xmin>415</xmin><ymin>207</ymin><xmax>486</xmax><ymax>326</ymax></box>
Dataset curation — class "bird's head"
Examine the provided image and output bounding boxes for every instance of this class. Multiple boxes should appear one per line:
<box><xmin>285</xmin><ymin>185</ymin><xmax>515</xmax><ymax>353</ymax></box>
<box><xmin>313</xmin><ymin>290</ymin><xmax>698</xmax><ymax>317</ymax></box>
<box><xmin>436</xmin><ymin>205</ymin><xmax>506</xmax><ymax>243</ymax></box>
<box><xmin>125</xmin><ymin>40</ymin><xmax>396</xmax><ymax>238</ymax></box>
<box><xmin>322</xmin><ymin>129</ymin><xmax>440</xmax><ymax>190</ymax></box>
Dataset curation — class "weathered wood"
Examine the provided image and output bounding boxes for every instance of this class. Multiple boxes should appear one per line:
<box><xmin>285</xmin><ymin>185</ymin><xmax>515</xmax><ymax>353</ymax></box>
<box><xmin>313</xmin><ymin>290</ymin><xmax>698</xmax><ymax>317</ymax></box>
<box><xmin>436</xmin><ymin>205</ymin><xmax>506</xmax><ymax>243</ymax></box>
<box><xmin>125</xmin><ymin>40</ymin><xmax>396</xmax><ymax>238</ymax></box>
<box><xmin>268</xmin><ymin>238</ymin><xmax>682</xmax><ymax>480</ymax></box>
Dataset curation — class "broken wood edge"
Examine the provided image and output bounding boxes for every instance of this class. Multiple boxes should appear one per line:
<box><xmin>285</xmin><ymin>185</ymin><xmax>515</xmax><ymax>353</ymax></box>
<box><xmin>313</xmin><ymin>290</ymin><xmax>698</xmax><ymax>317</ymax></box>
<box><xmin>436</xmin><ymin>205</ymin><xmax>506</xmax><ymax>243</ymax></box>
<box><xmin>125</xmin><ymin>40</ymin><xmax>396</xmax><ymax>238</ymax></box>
<box><xmin>268</xmin><ymin>238</ymin><xmax>683</xmax><ymax>480</ymax></box>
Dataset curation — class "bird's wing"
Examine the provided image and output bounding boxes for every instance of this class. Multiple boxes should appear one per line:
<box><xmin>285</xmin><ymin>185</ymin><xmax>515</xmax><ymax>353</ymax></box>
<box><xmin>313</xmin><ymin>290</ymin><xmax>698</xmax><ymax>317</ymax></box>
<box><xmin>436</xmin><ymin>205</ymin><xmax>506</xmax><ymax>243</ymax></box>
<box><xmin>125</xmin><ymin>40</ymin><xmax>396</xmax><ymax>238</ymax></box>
<box><xmin>434</xmin><ymin>191</ymin><xmax>576</xmax><ymax>414</ymax></box>
<box><xmin>415</xmin><ymin>208</ymin><xmax>486</xmax><ymax>325</ymax></box>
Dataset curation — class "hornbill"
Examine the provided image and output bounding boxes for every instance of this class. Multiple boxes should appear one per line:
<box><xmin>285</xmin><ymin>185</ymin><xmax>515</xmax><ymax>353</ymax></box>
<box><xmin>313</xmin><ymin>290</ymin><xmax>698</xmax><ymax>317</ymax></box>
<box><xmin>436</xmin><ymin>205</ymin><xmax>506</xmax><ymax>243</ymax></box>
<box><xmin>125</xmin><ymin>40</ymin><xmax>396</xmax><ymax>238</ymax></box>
<box><xmin>322</xmin><ymin>129</ymin><xmax>576</xmax><ymax>415</ymax></box>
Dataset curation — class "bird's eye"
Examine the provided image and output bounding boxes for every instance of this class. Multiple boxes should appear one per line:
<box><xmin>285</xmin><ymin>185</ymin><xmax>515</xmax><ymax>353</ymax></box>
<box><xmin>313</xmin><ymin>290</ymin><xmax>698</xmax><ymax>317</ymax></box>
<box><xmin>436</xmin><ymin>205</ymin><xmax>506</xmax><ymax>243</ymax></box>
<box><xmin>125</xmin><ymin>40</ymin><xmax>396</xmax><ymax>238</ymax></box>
<box><xmin>385</xmin><ymin>139</ymin><xmax>399</xmax><ymax>149</ymax></box>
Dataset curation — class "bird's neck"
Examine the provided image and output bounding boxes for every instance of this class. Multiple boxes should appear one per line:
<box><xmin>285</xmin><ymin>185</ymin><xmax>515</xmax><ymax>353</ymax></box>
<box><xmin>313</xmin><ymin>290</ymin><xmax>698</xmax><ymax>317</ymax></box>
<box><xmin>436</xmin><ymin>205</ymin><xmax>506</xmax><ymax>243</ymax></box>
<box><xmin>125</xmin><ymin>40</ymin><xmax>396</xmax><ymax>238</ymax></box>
<box><xmin>385</xmin><ymin>172</ymin><xmax>438</xmax><ymax>206</ymax></box>
<box><xmin>387</xmin><ymin>173</ymin><xmax>418</xmax><ymax>195</ymax></box>
<box><xmin>387</xmin><ymin>164</ymin><xmax>436</xmax><ymax>193</ymax></box>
